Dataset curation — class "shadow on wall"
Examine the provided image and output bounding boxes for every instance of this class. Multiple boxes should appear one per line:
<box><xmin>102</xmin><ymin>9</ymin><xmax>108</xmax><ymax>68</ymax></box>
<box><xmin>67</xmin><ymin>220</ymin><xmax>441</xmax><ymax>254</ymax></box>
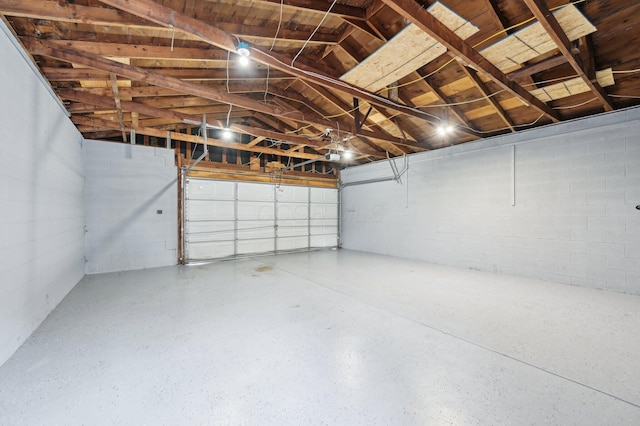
<box><xmin>87</xmin><ymin>176</ymin><xmax>178</xmax><ymax>272</ymax></box>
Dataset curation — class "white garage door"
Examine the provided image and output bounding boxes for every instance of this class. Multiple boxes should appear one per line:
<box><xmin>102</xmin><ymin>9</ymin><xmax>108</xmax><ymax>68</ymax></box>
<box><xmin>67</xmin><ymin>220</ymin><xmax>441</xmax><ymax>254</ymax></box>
<box><xmin>184</xmin><ymin>178</ymin><xmax>338</xmax><ymax>262</ymax></box>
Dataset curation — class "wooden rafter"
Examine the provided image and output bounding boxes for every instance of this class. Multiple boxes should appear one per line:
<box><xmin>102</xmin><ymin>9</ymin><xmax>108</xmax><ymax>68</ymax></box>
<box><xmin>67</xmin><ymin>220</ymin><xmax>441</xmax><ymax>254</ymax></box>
<box><xmin>57</xmin><ymin>88</ymin><xmax>383</xmax><ymax>159</ymax></box>
<box><xmin>522</xmin><ymin>0</ymin><xmax>613</xmax><ymax>111</ymax></box>
<box><xmin>254</xmin><ymin>0</ymin><xmax>367</xmax><ymax>21</ymax></box>
<box><xmin>0</xmin><ymin>0</ymin><xmax>340</xmax><ymax>44</ymax></box>
<box><xmin>410</xmin><ymin>69</ymin><xmax>481</xmax><ymax>137</ymax></box>
<box><xmin>94</xmin><ymin>0</ymin><xmax>455</xmax><ymax>130</ymax></box>
<box><xmin>72</xmin><ymin>115</ymin><xmax>334</xmax><ymax>161</ymax></box>
<box><xmin>26</xmin><ymin>38</ymin><xmax>406</xmax><ymax>149</ymax></box>
<box><xmin>380</xmin><ymin>0</ymin><xmax>560</xmax><ymax>123</ymax></box>
<box><xmin>459</xmin><ymin>65</ymin><xmax>515</xmax><ymax>132</ymax></box>
<box><xmin>506</xmin><ymin>55</ymin><xmax>568</xmax><ymax>81</ymax></box>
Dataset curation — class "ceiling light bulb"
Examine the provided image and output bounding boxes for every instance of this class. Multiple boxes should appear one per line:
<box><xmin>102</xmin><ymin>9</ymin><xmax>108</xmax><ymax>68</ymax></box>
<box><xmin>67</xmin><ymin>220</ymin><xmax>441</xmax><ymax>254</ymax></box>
<box><xmin>238</xmin><ymin>55</ymin><xmax>250</xmax><ymax>66</ymax></box>
<box><xmin>236</xmin><ymin>41</ymin><xmax>250</xmax><ymax>57</ymax></box>
<box><xmin>221</xmin><ymin>128</ymin><xmax>232</xmax><ymax>139</ymax></box>
<box><xmin>437</xmin><ymin>122</ymin><xmax>454</xmax><ymax>136</ymax></box>
<box><xmin>342</xmin><ymin>150</ymin><xmax>353</xmax><ymax>159</ymax></box>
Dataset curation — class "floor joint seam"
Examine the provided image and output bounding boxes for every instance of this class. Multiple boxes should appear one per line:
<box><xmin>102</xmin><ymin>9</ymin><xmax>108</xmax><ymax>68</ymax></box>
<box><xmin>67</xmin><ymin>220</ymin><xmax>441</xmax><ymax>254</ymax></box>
<box><xmin>271</xmin><ymin>263</ymin><xmax>640</xmax><ymax>410</ymax></box>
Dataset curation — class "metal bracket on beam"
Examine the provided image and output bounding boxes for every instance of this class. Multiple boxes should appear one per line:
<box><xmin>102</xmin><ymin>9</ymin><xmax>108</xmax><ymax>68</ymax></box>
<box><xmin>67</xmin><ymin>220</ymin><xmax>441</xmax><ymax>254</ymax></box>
<box><xmin>186</xmin><ymin>113</ymin><xmax>210</xmax><ymax>172</ymax></box>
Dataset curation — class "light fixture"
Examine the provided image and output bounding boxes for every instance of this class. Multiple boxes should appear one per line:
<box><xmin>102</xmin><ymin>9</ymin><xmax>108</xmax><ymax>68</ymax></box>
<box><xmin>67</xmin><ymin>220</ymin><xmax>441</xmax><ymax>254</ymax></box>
<box><xmin>221</xmin><ymin>127</ymin><xmax>233</xmax><ymax>140</ymax></box>
<box><xmin>236</xmin><ymin>41</ymin><xmax>250</xmax><ymax>66</ymax></box>
<box><xmin>342</xmin><ymin>149</ymin><xmax>353</xmax><ymax>159</ymax></box>
<box><xmin>325</xmin><ymin>152</ymin><xmax>340</xmax><ymax>161</ymax></box>
<box><xmin>436</xmin><ymin>122</ymin><xmax>454</xmax><ymax>136</ymax></box>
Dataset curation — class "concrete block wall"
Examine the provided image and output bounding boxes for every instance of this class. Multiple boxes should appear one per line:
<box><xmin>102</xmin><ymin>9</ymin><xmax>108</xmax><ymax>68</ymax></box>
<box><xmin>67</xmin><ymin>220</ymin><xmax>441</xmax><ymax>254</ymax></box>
<box><xmin>341</xmin><ymin>107</ymin><xmax>640</xmax><ymax>294</ymax></box>
<box><xmin>0</xmin><ymin>26</ymin><xmax>85</xmax><ymax>365</ymax></box>
<box><xmin>83</xmin><ymin>140</ymin><xmax>178</xmax><ymax>274</ymax></box>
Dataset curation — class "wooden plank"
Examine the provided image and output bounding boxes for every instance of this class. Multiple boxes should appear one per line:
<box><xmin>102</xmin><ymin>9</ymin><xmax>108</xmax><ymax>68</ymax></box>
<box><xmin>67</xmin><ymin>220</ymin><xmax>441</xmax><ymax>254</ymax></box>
<box><xmin>71</xmin><ymin>115</ymin><xmax>333</xmax><ymax>161</ymax></box>
<box><xmin>522</xmin><ymin>0</ymin><xmax>613</xmax><ymax>111</ymax></box>
<box><xmin>55</xmin><ymin>89</ymin><xmax>389</xmax><ymax>157</ymax></box>
<box><xmin>110</xmin><ymin>73</ymin><xmax>128</xmax><ymax>142</ymax></box>
<box><xmin>459</xmin><ymin>65</ymin><xmax>515</xmax><ymax>132</ymax></box>
<box><xmin>481</xmin><ymin>4</ymin><xmax>597</xmax><ymax>73</ymax></box>
<box><xmin>341</xmin><ymin>3</ymin><xmax>478</xmax><ymax>92</ymax></box>
<box><xmin>529</xmin><ymin>68</ymin><xmax>615</xmax><ymax>102</ymax></box>
<box><xmin>506</xmin><ymin>55</ymin><xmax>568</xmax><ymax>80</ymax></box>
<box><xmin>96</xmin><ymin>0</ymin><xmax>460</xmax><ymax>129</ymax></box>
<box><xmin>29</xmin><ymin>39</ymin><xmax>423</xmax><ymax>151</ymax></box>
<box><xmin>186</xmin><ymin>167</ymin><xmax>338</xmax><ymax>188</ymax></box>
<box><xmin>254</xmin><ymin>0</ymin><xmax>367</xmax><ymax>21</ymax></box>
<box><xmin>41</xmin><ymin>67</ymin><xmax>295</xmax><ymax>82</ymax></box>
<box><xmin>0</xmin><ymin>0</ymin><xmax>340</xmax><ymax>43</ymax></box>
<box><xmin>380</xmin><ymin>0</ymin><xmax>560</xmax><ymax>122</ymax></box>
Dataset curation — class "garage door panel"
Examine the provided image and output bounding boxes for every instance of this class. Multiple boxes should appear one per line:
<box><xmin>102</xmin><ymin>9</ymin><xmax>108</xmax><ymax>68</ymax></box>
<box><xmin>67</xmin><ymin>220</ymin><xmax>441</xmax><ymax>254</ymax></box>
<box><xmin>311</xmin><ymin>234</ymin><xmax>338</xmax><ymax>247</ymax></box>
<box><xmin>237</xmin><ymin>220</ymin><xmax>275</xmax><ymax>239</ymax></box>
<box><xmin>185</xmin><ymin>179</ymin><xmax>337</xmax><ymax>261</ymax></box>
<box><xmin>277</xmin><ymin>203</ymin><xmax>308</xmax><ymax>220</ymax></box>
<box><xmin>188</xmin><ymin>200</ymin><xmax>235</xmax><ymax>221</ymax></box>
<box><xmin>277</xmin><ymin>220</ymin><xmax>309</xmax><ymax>237</ymax></box>
<box><xmin>278</xmin><ymin>236</ymin><xmax>308</xmax><ymax>250</ymax></box>
<box><xmin>310</xmin><ymin>218</ymin><xmax>336</xmax><ymax>228</ymax></box>
<box><xmin>237</xmin><ymin>183</ymin><xmax>274</xmax><ymax>201</ymax></box>
<box><xmin>188</xmin><ymin>240</ymin><xmax>235</xmax><ymax>259</ymax></box>
<box><xmin>237</xmin><ymin>238</ymin><xmax>274</xmax><ymax>254</ymax></box>
<box><xmin>310</xmin><ymin>225</ymin><xmax>338</xmax><ymax>236</ymax></box>
<box><xmin>187</xmin><ymin>179</ymin><xmax>235</xmax><ymax>200</ymax></box>
<box><xmin>277</xmin><ymin>186</ymin><xmax>309</xmax><ymax>202</ymax></box>
<box><xmin>236</xmin><ymin>201</ymin><xmax>274</xmax><ymax>220</ymax></box>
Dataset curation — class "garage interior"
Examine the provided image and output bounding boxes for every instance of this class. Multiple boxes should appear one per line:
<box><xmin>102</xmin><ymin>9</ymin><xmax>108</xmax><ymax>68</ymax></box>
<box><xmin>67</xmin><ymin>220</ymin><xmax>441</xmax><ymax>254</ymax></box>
<box><xmin>0</xmin><ymin>0</ymin><xmax>639</xmax><ymax>423</ymax></box>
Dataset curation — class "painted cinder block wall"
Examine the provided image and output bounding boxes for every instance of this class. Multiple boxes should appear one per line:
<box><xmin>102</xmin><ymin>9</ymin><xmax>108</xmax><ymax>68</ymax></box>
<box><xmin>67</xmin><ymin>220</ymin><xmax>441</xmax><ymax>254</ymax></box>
<box><xmin>83</xmin><ymin>140</ymin><xmax>178</xmax><ymax>274</ymax></box>
<box><xmin>0</xmin><ymin>25</ymin><xmax>85</xmax><ymax>366</ymax></box>
<box><xmin>341</xmin><ymin>107</ymin><xmax>640</xmax><ymax>294</ymax></box>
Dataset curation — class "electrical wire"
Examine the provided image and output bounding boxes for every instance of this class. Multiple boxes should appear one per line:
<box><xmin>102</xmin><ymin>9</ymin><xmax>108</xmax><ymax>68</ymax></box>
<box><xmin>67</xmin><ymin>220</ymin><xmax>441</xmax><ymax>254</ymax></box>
<box><xmin>612</xmin><ymin>68</ymin><xmax>640</xmax><ymax>74</ymax></box>
<box><xmin>552</xmin><ymin>97</ymin><xmax>598</xmax><ymax>109</ymax></box>
<box><xmin>459</xmin><ymin>114</ymin><xmax>545</xmax><ymax>134</ymax></box>
<box><xmin>264</xmin><ymin>0</ymin><xmax>284</xmax><ymax>103</ymax></box>
<box><xmin>610</xmin><ymin>94</ymin><xmax>640</xmax><ymax>99</ymax></box>
<box><xmin>258</xmin><ymin>0</ymin><xmax>619</xmax><ymax>136</ymax></box>
<box><xmin>291</xmin><ymin>0</ymin><xmax>338</xmax><ymax>66</ymax></box>
<box><xmin>384</xmin><ymin>0</ymin><xmax>592</xmax><ymax>92</ymax></box>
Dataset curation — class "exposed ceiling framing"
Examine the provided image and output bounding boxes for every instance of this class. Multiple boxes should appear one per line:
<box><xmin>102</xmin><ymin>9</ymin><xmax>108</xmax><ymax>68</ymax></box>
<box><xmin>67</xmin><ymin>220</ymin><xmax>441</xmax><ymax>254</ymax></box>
<box><xmin>1</xmin><ymin>0</ymin><xmax>639</xmax><ymax>174</ymax></box>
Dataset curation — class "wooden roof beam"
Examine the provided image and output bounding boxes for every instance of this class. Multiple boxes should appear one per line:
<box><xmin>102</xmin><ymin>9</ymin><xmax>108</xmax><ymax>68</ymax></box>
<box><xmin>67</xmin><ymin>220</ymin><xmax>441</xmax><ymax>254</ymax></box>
<box><xmin>408</xmin><ymin>69</ymin><xmax>481</xmax><ymax>138</ymax></box>
<box><xmin>41</xmin><ymin>67</ymin><xmax>294</xmax><ymax>82</ymax></box>
<box><xmin>522</xmin><ymin>0</ymin><xmax>613</xmax><ymax>111</ymax></box>
<box><xmin>109</xmin><ymin>73</ymin><xmax>128</xmax><ymax>142</ymax></box>
<box><xmin>506</xmin><ymin>54</ymin><xmax>568</xmax><ymax>81</ymax></box>
<box><xmin>95</xmin><ymin>0</ymin><xmax>453</xmax><ymax>128</ymax></box>
<box><xmin>255</xmin><ymin>0</ymin><xmax>367</xmax><ymax>21</ymax></box>
<box><xmin>459</xmin><ymin>65</ymin><xmax>515</xmax><ymax>132</ymax></box>
<box><xmin>71</xmin><ymin>115</ymin><xmax>333</xmax><ymax>161</ymax></box>
<box><xmin>0</xmin><ymin>0</ymin><xmax>340</xmax><ymax>44</ymax></box>
<box><xmin>57</xmin><ymin>89</ymin><xmax>335</xmax><ymax>152</ymax></box>
<box><xmin>380</xmin><ymin>0</ymin><xmax>560</xmax><ymax>123</ymax></box>
<box><xmin>27</xmin><ymin>39</ymin><xmax>354</xmax><ymax>134</ymax></box>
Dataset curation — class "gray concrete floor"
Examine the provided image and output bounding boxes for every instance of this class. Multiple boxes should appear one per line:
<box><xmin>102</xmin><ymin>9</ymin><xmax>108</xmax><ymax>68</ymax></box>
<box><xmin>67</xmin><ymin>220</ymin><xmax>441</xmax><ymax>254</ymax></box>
<box><xmin>1</xmin><ymin>249</ymin><xmax>639</xmax><ymax>425</ymax></box>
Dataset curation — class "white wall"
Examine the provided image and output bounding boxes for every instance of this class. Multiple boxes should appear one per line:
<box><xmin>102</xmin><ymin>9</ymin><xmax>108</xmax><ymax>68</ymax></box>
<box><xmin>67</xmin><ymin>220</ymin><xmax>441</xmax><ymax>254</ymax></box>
<box><xmin>0</xmin><ymin>26</ymin><xmax>85</xmax><ymax>365</ymax></box>
<box><xmin>83</xmin><ymin>140</ymin><xmax>178</xmax><ymax>273</ymax></box>
<box><xmin>341</xmin><ymin>107</ymin><xmax>640</xmax><ymax>294</ymax></box>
